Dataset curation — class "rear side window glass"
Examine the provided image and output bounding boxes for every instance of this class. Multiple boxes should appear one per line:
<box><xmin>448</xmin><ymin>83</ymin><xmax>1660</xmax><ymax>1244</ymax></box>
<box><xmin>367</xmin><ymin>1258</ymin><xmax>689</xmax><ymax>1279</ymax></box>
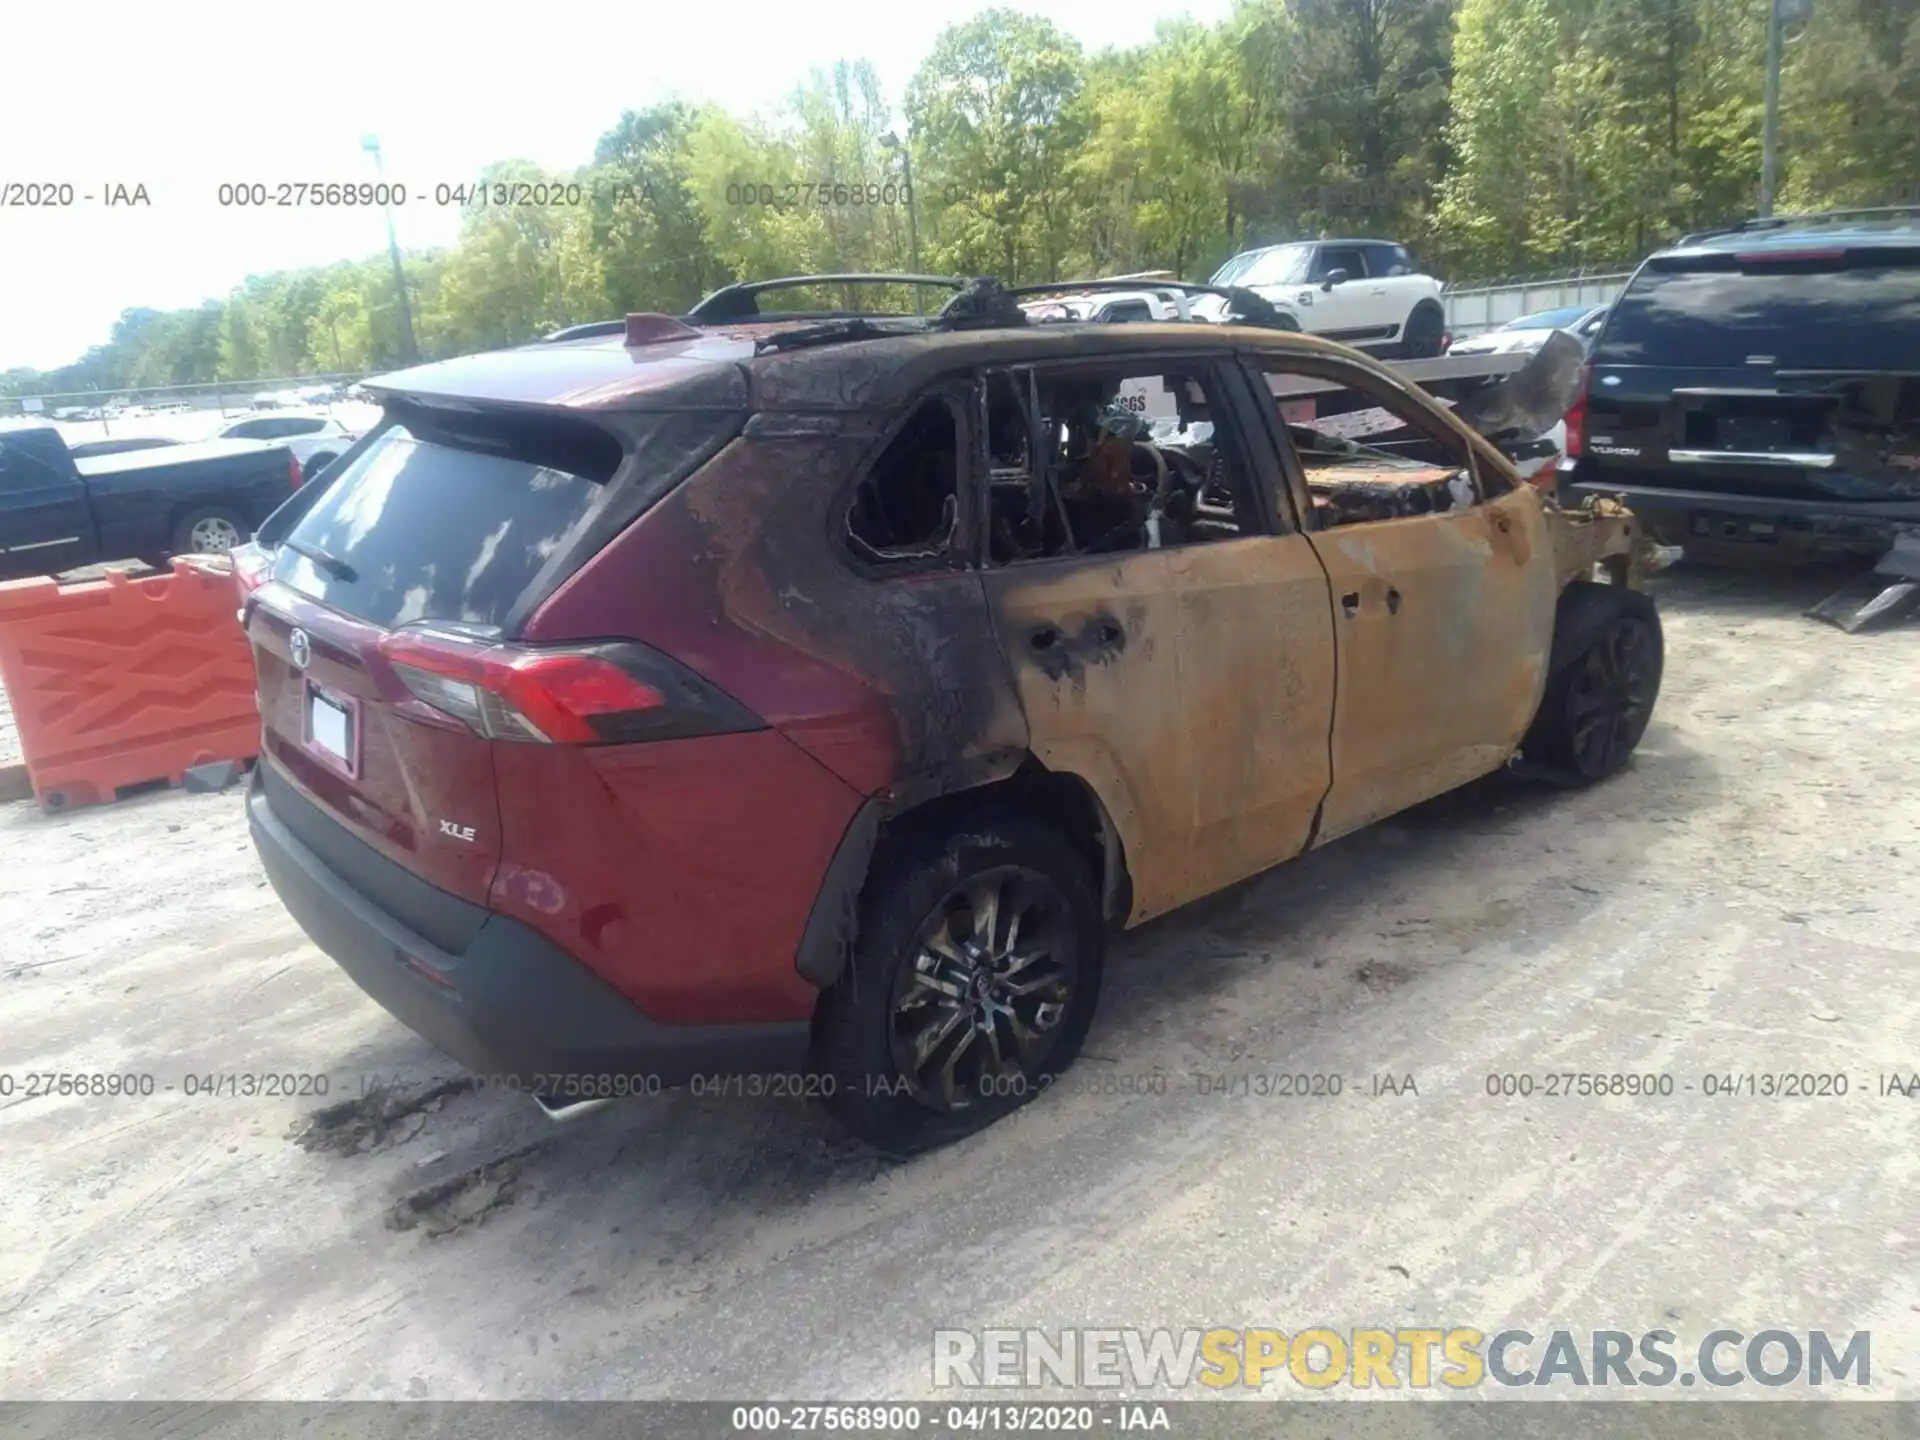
<box><xmin>274</xmin><ymin>418</ymin><xmax>618</xmax><ymax>629</ymax></box>
<box><xmin>1598</xmin><ymin>253</ymin><xmax>1920</xmax><ymax>369</ymax></box>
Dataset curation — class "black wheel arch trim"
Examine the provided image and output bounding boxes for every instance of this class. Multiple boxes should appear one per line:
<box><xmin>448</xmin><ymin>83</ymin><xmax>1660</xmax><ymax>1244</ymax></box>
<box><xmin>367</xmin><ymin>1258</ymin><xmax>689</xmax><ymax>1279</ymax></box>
<box><xmin>793</xmin><ymin>750</ymin><xmax>1131</xmax><ymax>989</ymax></box>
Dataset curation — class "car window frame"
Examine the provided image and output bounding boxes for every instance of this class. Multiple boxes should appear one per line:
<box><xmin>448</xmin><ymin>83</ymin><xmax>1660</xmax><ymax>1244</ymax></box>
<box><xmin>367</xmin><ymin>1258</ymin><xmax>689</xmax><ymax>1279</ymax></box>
<box><xmin>1312</xmin><ymin>245</ymin><xmax>1369</xmax><ymax>284</ymax></box>
<box><xmin>1362</xmin><ymin>243</ymin><xmax>1408</xmax><ymax>278</ymax></box>
<box><xmin>967</xmin><ymin>351</ymin><xmax>1288</xmax><ymax>573</ymax></box>
<box><xmin>832</xmin><ymin>385</ymin><xmax>976</xmax><ymax>581</ymax></box>
<box><xmin>1238</xmin><ymin>349</ymin><xmax>1487</xmax><ymax>533</ymax></box>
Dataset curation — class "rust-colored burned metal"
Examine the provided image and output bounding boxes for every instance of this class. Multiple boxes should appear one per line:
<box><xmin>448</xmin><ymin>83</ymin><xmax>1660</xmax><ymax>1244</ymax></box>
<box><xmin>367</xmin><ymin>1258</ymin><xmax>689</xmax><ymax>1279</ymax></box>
<box><xmin>982</xmin><ymin>535</ymin><xmax>1337</xmax><ymax>924</ymax></box>
<box><xmin>1544</xmin><ymin>493</ymin><xmax>1651</xmax><ymax>591</ymax></box>
<box><xmin>1306</xmin><ymin>484</ymin><xmax>1557</xmax><ymax>845</ymax></box>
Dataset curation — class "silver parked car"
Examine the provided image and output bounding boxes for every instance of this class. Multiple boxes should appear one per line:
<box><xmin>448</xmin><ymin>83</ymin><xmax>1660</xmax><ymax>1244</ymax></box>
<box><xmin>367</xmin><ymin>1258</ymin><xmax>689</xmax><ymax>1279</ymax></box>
<box><xmin>216</xmin><ymin>411</ymin><xmax>358</xmax><ymax>483</ymax></box>
<box><xmin>1447</xmin><ymin>304</ymin><xmax>1608</xmax><ymax>357</ymax></box>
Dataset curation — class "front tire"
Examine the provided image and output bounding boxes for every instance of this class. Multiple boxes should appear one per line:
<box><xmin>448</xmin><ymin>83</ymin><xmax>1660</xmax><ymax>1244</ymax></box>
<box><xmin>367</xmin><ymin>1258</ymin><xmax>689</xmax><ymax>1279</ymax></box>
<box><xmin>815</xmin><ymin>818</ymin><xmax>1104</xmax><ymax>1154</ymax></box>
<box><xmin>1400</xmin><ymin>301</ymin><xmax>1446</xmax><ymax>358</ymax></box>
<box><xmin>1522</xmin><ymin>583</ymin><xmax>1664</xmax><ymax>782</ymax></box>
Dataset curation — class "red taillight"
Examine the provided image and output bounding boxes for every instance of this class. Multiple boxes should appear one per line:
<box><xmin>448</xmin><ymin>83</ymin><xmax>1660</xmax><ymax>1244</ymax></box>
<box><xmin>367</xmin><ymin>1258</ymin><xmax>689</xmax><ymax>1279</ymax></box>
<box><xmin>288</xmin><ymin>450</ymin><xmax>302</xmax><ymax>490</ymax></box>
<box><xmin>231</xmin><ymin>543</ymin><xmax>273</xmax><ymax>606</ymax></box>
<box><xmin>1563</xmin><ymin>364</ymin><xmax>1591</xmax><ymax>459</ymax></box>
<box><xmin>378</xmin><ymin>630</ymin><xmax>670</xmax><ymax>745</ymax></box>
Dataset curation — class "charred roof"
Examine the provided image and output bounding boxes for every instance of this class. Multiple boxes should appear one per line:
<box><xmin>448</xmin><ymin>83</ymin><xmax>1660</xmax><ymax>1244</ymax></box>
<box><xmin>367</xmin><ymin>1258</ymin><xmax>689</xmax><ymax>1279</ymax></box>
<box><xmin>362</xmin><ymin>316</ymin><xmax>1362</xmax><ymax>416</ymax></box>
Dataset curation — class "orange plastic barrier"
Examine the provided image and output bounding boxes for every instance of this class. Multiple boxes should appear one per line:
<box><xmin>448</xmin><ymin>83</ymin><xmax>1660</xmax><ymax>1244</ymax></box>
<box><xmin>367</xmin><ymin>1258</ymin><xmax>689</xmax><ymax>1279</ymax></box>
<box><xmin>0</xmin><ymin>560</ymin><xmax>258</xmax><ymax>812</ymax></box>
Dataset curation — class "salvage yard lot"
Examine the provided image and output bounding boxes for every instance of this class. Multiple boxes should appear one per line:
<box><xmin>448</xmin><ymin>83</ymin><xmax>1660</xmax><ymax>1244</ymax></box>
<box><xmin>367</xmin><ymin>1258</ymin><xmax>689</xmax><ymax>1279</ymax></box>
<box><xmin>4</xmin><ymin>565</ymin><xmax>1919</xmax><ymax>1401</ymax></box>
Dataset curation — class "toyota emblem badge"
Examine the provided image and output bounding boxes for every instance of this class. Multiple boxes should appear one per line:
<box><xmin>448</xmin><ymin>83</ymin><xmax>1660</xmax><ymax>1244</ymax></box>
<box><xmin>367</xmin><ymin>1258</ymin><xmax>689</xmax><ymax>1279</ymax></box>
<box><xmin>288</xmin><ymin>628</ymin><xmax>312</xmax><ymax>670</ymax></box>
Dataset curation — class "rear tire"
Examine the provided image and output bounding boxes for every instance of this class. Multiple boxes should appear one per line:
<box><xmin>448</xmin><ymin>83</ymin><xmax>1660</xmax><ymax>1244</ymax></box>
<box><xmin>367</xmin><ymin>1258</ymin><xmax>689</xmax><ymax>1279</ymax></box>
<box><xmin>1400</xmin><ymin>301</ymin><xmax>1446</xmax><ymax>359</ymax></box>
<box><xmin>170</xmin><ymin>506</ymin><xmax>249</xmax><ymax>557</ymax></box>
<box><xmin>1522</xmin><ymin>583</ymin><xmax>1664</xmax><ymax>783</ymax></box>
<box><xmin>815</xmin><ymin>818</ymin><xmax>1104</xmax><ymax>1155</ymax></box>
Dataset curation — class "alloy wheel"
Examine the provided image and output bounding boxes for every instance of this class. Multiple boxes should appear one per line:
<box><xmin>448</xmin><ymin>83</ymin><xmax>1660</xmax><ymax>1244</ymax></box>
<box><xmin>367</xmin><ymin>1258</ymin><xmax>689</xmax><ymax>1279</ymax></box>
<box><xmin>1566</xmin><ymin>615</ymin><xmax>1658</xmax><ymax>776</ymax></box>
<box><xmin>188</xmin><ymin>516</ymin><xmax>243</xmax><ymax>554</ymax></box>
<box><xmin>888</xmin><ymin>865</ymin><xmax>1079</xmax><ymax>1113</ymax></box>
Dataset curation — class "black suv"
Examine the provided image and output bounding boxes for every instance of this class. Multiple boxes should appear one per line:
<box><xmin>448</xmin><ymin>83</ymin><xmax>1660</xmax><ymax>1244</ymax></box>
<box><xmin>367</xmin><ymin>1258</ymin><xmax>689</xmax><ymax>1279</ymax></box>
<box><xmin>1560</xmin><ymin>207</ymin><xmax>1920</xmax><ymax>561</ymax></box>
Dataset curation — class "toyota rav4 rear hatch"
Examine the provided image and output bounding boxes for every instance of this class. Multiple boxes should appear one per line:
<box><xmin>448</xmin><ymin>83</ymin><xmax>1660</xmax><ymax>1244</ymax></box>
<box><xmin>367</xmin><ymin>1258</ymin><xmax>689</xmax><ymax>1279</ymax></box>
<box><xmin>244</xmin><ymin>398</ymin><xmax>741</xmax><ymax>927</ymax></box>
<box><xmin>1581</xmin><ymin>245</ymin><xmax>1920</xmax><ymax>502</ymax></box>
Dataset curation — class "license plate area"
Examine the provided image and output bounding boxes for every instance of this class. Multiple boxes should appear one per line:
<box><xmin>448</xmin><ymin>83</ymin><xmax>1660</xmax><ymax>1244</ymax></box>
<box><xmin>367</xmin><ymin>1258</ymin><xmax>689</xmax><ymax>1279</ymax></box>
<box><xmin>1679</xmin><ymin>394</ymin><xmax>1833</xmax><ymax>454</ymax></box>
<box><xmin>303</xmin><ymin>681</ymin><xmax>360</xmax><ymax>777</ymax></box>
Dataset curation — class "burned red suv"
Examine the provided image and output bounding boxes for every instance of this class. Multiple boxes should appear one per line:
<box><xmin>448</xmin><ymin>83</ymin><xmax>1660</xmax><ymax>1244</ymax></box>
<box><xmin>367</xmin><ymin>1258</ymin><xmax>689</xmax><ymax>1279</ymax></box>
<box><xmin>244</xmin><ymin>276</ymin><xmax>1659</xmax><ymax>1150</ymax></box>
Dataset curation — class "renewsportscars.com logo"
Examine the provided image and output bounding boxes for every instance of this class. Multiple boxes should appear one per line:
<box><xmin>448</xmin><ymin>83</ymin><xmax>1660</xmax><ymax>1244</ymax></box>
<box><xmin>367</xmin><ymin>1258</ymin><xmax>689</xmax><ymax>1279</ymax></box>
<box><xmin>932</xmin><ymin>1327</ymin><xmax>1871</xmax><ymax>1391</ymax></box>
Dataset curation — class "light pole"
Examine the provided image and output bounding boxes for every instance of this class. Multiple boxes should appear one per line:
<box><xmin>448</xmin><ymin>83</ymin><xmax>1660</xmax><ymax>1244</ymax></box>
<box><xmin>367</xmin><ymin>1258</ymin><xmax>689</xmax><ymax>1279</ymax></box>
<box><xmin>361</xmin><ymin>134</ymin><xmax>419</xmax><ymax>362</ymax></box>
<box><xmin>1760</xmin><ymin>0</ymin><xmax>1813</xmax><ymax>218</ymax></box>
<box><xmin>879</xmin><ymin>130</ymin><xmax>922</xmax><ymax>313</ymax></box>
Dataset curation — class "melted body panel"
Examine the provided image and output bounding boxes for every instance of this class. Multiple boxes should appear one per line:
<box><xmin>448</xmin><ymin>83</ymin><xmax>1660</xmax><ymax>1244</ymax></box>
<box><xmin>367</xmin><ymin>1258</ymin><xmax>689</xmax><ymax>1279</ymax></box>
<box><xmin>982</xmin><ymin>535</ymin><xmax>1336</xmax><ymax>924</ymax></box>
<box><xmin>1308</xmin><ymin>482</ymin><xmax>1555</xmax><ymax>844</ymax></box>
<box><xmin>530</xmin><ymin>431</ymin><xmax>1029</xmax><ymax>800</ymax></box>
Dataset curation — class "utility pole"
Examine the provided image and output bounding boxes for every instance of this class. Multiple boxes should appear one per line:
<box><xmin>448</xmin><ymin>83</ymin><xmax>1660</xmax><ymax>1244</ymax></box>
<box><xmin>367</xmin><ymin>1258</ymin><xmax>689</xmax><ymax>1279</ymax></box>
<box><xmin>1759</xmin><ymin>0</ymin><xmax>1784</xmax><ymax>216</ymax></box>
<box><xmin>361</xmin><ymin>135</ymin><xmax>419</xmax><ymax>362</ymax></box>
<box><xmin>1760</xmin><ymin>0</ymin><xmax>1812</xmax><ymax>217</ymax></box>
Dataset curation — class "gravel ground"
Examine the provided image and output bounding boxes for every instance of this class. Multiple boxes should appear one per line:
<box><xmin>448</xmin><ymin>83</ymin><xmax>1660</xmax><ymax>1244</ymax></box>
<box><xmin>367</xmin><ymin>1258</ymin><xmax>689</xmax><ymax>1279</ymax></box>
<box><xmin>0</xmin><ymin>679</ymin><xmax>18</xmax><ymax>768</ymax></box>
<box><xmin>2</xmin><ymin>563</ymin><xmax>1918</xmax><ymax>1403</ymax></box>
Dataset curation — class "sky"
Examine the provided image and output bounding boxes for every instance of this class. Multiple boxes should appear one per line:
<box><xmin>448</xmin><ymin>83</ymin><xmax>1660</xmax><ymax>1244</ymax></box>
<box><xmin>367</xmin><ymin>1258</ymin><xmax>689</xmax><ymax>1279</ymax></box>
<box><xmin>0</xmin><ymin>0</ymin><xmax>1235</xmax><ymax>374</ymax></box>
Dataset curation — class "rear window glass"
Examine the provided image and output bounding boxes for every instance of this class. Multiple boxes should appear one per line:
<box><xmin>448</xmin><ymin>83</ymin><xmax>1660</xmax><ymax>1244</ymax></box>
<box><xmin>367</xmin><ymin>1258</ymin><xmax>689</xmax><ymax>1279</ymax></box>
<box><xmin>1597</xmin><ymin>253</ymin><xmax>1920</xmax><ymax>369</ymax></box>
<box><xmin>1510</xmin><ymin>307</ymin><xmax>1587</xmax><ymax>330</ymax></box>
<box><xmin>273</xmin><ymin>421</ymin><xmax>612</xmax><ymax>629</ymax></box>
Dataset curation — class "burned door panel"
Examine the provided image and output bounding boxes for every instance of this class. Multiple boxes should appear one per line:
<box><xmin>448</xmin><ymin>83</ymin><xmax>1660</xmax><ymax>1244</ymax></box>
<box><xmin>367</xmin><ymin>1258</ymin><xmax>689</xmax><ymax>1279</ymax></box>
<box><xmin>984</xmin><ymin>552</ymin><xmax>1192</xmax><ymax>921</ymax></box>
<box><xmin>1171</xmin><ymin>535</ymin><xmax>1340</xmax><ymax>898</ymax></box>
<box><xmin>1309</xmin><ymin>484</ymin><xmax>1555</xmax><ymax>844</ymax></box>
<box><xmin>983</xmin><ymin>536</ymin><xmax>1335</xmax><ymax>925</ymax></box>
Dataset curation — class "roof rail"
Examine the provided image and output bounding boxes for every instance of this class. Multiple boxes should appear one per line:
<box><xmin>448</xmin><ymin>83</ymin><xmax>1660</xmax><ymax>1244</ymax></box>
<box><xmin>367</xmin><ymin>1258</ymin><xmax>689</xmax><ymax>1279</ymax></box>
<box><xmin>686</xmin><ymin>273</ymin><xmax>969</xmax><ymax>324</ymax></box>
<box><xmin>1680</xmin><ymin>203</ymin><xmax>1920</xmax><ymax>245</ymax></box>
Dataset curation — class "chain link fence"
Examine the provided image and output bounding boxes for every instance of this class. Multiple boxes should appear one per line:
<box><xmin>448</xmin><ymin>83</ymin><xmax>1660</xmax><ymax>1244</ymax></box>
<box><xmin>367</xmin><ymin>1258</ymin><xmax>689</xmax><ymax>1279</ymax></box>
<box><xmin>1</xmin><ymin>373</ymin><xmax>376</xmax><ymax>446</ymax></box>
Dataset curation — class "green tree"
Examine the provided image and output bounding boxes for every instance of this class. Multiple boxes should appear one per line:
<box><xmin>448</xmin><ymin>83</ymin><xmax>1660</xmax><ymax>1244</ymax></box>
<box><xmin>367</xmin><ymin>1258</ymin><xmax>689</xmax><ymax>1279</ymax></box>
<box><xmin>907</xmin><ymin>9</ymin><xmax>1089</xmax><ymax>282</ymax></box>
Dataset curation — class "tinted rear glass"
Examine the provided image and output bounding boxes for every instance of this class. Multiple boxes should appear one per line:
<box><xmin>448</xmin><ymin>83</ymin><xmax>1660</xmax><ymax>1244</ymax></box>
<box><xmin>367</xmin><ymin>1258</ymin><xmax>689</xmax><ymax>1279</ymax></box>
<box><xmin>273</xmin><ymin>421</ymin><xmax>614</xmax><ymax>630</ymax></box>
<box><xmin>1596</xmin><ymin>251</ymin><xmax>1920</xmax><ymax>369</ymax></box>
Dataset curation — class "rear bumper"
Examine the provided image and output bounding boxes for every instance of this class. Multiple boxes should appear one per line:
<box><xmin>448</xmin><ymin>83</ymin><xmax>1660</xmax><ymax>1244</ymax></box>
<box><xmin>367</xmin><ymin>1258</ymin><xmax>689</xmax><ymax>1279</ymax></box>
<box><xmin>1560</xmin><ymin>467</ymin><xmax>1920</xmax><ymax>553</ymax></box>
<box><xmin>248</xmin><ymin>768</ymin><xmax>811</xmax><ymax>1094</ymax></box>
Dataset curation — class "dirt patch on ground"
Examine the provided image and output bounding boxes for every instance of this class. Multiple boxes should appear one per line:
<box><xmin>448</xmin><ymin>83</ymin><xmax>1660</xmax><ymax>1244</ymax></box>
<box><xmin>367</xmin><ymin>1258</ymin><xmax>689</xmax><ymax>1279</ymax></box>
<box><xmin>385</xmin><ymin>1141</ymin><xmax>554</xmax><ymax>1238</ymax></box>
<box><xmin>291</xmin><ymin>1076</ymin><xmax>479</xmax><ymax>1156</ymax></box>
